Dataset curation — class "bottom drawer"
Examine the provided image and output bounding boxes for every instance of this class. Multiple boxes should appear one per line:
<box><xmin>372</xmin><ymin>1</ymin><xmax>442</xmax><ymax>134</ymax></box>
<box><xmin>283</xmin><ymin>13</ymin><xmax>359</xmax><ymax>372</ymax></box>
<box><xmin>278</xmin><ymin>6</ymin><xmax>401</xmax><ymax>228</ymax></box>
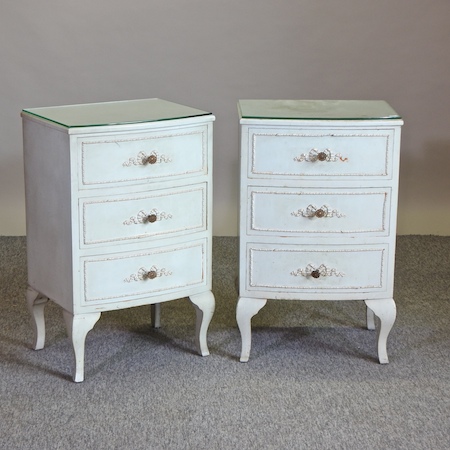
<box><xmin>245</xmin><ymin>243</ymin><xmax>388</xmax><ymax>295</ymax></box>
<box><xmin>81</xmin><ymin>240</ymin><xmax>206</xmax><ymax>305</ymax></box>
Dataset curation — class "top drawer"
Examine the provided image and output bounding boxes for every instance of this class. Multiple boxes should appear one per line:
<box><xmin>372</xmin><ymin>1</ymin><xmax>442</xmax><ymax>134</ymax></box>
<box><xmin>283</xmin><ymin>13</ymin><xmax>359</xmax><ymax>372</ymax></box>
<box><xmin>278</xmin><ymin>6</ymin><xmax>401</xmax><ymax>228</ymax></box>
<box><xmin>246</xmin><ymin>128</ymin><xmax>395</xmax><ymax>180</ymax></box>
<box><xmin>78</xmin><ymin>125</ymin><xmax>208</xmax><ymax>188</ymax></box>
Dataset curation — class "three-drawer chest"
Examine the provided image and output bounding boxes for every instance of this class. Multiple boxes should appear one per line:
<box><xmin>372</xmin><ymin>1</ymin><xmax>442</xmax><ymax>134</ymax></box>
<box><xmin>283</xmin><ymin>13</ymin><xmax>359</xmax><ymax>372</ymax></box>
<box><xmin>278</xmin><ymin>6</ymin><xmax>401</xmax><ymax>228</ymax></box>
<box><xmin>236</xmin><ymin>100</ymin><xmax>403</xmax><ymax>363</ymax></box>
<box><xmin>22</xmin><ymin>98</ymin><xmax>215</xmax><ymax>381</ymax></box>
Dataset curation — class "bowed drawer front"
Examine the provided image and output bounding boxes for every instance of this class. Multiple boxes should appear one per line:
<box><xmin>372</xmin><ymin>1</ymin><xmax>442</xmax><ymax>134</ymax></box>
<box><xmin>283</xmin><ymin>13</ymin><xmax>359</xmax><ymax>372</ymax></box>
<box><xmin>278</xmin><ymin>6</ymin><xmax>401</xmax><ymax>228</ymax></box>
<box><xmin>82</xmin><ymin>240</ymin><xmax>206</xmax><ymax>305</ymax></box>
<box><xmin>248</xmin><ymin>129</ymin><xmax>393</xmax><ymax>179</ymax></box>
<box><xmin>246</xmin><ymin>244</ymin><xmax>387</xmax><ymax>294</ymax></box>
<box><xmin>79</xmin><ymin>125</ymin><xmax>207</xmax><ymax>188</ymax></box>
<box><xmin>237</xmin><ymin>99</ymin><xmax>403</xmax><ymax>364</ymax></box>
<box><xmin>248</xmin><ymin>187</ymin><xmax>391</xmax><ymax>236</ymax></box>
<box><xmin>80</xmin><ymin>183</ymin><xmax>207</xmax><ymax>246</ymax></box>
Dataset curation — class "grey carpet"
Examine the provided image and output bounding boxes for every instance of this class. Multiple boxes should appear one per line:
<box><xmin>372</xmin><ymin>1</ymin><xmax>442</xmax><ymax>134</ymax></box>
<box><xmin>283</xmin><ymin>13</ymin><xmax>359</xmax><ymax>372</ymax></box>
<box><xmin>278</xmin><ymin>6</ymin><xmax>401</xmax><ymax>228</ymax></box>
<box><xmin>0</xmin><ymin>236</ymin><xmax>449</xmax><ymax>449</ymax></box>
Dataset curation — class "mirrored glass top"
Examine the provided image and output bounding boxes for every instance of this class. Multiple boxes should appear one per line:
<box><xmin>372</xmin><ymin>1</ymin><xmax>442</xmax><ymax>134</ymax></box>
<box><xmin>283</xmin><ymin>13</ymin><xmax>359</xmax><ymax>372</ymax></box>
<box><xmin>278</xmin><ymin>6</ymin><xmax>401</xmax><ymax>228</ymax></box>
<box><xmin>22</xmin><ymin>98</ymin><xmax>212</xmax><ymax>128</ymax></box>
<box><xmin>238</xmin><ymin>100</ymin><xmax>401</xmax><ymax>120</ymax></box>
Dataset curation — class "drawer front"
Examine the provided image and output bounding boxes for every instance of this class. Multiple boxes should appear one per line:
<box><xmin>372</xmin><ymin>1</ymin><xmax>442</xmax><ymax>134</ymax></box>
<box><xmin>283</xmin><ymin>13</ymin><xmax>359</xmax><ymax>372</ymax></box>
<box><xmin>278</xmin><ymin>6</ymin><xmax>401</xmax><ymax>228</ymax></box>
<box><xmin>80</xmin><ymin>184</ymin><xmax>207</xmax><ymax>247</ymax></box>
<box><xmin>246</xmin><ymin>244</ymin><xmax>387</xmax><ymax>294</ymax></box>
<box><xmin>248</xmin><ymin>128</ymin><xmax>394</xmax><ymax>179</ymax></box>
<box><xmin>78</xmin><ymin>125</ymin><xmax>207</xmax><ymax>188</ymax></box>
<box><xmin>248</xmin><ymin>187</ymin><xmax>390</xmax><ymax>236</ymax></box>
<box><xmin>81</xmin><ymin>240</ymin><xmax>206</xmax><ymax>304</ymax></box>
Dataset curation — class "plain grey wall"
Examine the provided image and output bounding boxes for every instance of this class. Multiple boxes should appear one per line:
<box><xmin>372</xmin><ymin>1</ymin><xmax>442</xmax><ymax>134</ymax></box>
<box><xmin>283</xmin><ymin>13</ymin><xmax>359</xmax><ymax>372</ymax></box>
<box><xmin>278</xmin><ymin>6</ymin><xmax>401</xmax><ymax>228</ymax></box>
<box><xmin>2</xmin><ymin>0</ymin><xmax>450</xmax><ymax>235</ymax></box>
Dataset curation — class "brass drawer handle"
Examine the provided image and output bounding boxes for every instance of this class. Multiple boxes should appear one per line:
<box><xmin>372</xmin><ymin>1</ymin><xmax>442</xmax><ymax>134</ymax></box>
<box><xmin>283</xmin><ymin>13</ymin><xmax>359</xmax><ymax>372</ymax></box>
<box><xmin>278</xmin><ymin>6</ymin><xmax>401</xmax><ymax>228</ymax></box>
<box><xmin>146</xmin><ymin>154</ymin><xmax>158</xmax><ymax>165</ymax></box>
<box><xmin>291</xmin><ymin>205</ymin><xmax>345</xmax><ymax>219</ymax></box>
<box><xmin>122</xmin><ymin>151</ymin><xmax>172</xmax><ymax>167</ymax></box>
<box><xmin>124</xmin><ymin>265</ymin><xmax>172</xmax><ymax>283</ymax></box>
<box><xmin>291</xmin><ymin>263</ymin><xmax>344</xmax><ymax>278</ymax></box>
<box><xmin>294</xmin><ymin>148</ymin><xmax>348</xmax><ymax>163</ymax></box>
<box><xmin>123</xmin><ymin>209</ymin><xmax>173</xmax><ymax>225</ymax></box>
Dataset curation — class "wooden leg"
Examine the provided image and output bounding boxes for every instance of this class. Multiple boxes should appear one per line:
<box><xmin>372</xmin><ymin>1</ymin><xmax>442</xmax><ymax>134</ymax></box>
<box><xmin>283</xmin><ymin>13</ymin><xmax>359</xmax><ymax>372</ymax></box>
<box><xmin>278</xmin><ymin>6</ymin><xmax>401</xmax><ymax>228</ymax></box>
<box><xmin>27</xmin><ymin>286</ymin><xmax>49</xmax><ymax>350</ymax></box>
<box><xmin>366</xmin><ymin>306</ymin><xmax>376</xmax><ymax>330</ymax></box>
<box><xmin>364</xmin><ymin>298</ymin><xmax>396</xmax><ymax>364</ymax></box>
<box><xmin>151</xmin><ymin>303</ymin><xmax>161</xmax><ymax>328</ymax></box>
<box><xmin>236</xmin><ymin>297</ymin><xmax>267</xmax><ymax>363</ymax></box>
<box><xmin>189</xmin><ymin>290</ymin><xmax>215</xmax><ymax>356</ymax></box>
<box><xmin>63</xmin><ymin>310</ymin><xmax>101</xmax><ymax>382</ymax></box>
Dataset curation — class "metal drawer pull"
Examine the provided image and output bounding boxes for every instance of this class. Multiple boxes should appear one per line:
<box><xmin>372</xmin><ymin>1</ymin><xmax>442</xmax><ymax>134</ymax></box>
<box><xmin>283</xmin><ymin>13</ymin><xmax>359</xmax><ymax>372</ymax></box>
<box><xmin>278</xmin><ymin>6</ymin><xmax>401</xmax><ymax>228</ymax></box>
<box><xmin>123</xmin><ymin>209</ymin><xmax>173</xmax><ymax>225</ymax></box>
<box><xmin>291</xmin><ymin>263</ymin><xmax>344</xmax><ymax>278</ymax></box>
<box><xmin>124</xmin><ymin>265</ymin><xmax>172</xmax><ymax>283</ymax></box>
<box><xmin>291</xmin><ymin>204</ymin><xmax>345</xmax><ymax>218</ymax></box>
<box><xmin>122</xmin><ymin>151</ymin><xmax>172</xmax><ymax>167</ymax></box>
<box><xmin>294</xmin><ymin>148</ymin><xmax>348</xmax><ymax>163</ymax></box>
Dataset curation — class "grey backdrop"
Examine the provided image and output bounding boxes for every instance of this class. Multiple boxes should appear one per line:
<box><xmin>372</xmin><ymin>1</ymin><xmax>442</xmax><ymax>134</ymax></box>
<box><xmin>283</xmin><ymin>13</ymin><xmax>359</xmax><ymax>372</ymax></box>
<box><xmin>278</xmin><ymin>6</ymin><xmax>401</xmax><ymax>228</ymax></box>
<box><xmin>2</xmin><ymin>0</ymin><xmax>450</xmax><ymax>235</ymax></box>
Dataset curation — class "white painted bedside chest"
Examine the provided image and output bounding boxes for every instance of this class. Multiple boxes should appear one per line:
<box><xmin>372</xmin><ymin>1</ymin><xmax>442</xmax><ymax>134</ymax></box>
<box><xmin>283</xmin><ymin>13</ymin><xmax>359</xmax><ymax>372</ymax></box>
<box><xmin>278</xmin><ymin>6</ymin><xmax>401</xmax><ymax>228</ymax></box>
<box><xmin>22</xmin><ymin>98</ymin><xmax>215</xmax><ymax>381</ymax></box>
<box><xmin>236</xmin><ymin>100</ymin><xmax>403</xmax><ymax>364</ymax></box>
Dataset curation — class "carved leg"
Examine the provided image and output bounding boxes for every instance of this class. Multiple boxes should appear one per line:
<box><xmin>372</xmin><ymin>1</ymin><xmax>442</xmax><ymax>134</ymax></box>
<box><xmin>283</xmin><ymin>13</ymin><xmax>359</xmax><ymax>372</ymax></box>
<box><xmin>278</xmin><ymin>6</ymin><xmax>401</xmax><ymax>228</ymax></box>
<box><xmin>364</xmin><ymin>298</ymin><xmax>396</xmax><ymax>364</ymax></box>
<box><xmin>63</xmin><ymin>310</ymin><xmax>101</xmax><ymax>382</ymax></box>
<box><xmin>236</xmin><ymin>297</ymin><xmax>267</xmax><ymax>363</ymax></box>
<box><xmin>151</xmin><ymin>303</ymin><xmax>161</xmax><ymax>328</ymax></box>
<box><xmin>366</xmin><ymin>306</ymin><xmax>376</xmax><ymax>331</ymax></box>
<box><xmin>189</xmin><ymin>290</ymin><xmax>215</xmax><ymax>356</ymax></box>
<box><xmin>27</xmin><ymin>286</ymin><xmax>49</xmax><ymax>350</ymax></box>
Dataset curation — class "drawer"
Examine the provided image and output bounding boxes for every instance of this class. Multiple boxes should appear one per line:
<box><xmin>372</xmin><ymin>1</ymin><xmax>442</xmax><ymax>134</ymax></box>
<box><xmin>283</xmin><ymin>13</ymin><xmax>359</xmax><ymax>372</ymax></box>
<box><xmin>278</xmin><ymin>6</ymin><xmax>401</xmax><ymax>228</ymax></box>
<box><xmin>80</xmin><ymin>184</ymin><xmax>207</xmax><ymax>247</ymax></box>
<box><xmin>247</xmin><ymin>128</ymin><xmax>394</xmax><ymax>179</ymax></box>
<box><xmin>245</xmin><ymin>243</ymin><xmax>387</xmax><ymax>294</ymax></box>
<box><xmin>248</xmin><ymin>187</ymin><xmax>390</xmax><ymax>236</ymax></box>
<box><xmin>78</xmin><ymin>125</ymin><xmax>207</xmax><ymax>188</ymax></box>
<box><xmin>81</xmin><ymin>240</ymin><xmax>206</xmax><ymax>305</ymax></box>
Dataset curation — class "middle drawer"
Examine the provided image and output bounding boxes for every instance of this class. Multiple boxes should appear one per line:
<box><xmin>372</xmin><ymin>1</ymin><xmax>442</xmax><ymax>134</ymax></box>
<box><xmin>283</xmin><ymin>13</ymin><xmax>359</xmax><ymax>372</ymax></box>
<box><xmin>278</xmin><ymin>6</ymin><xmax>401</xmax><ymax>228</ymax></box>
<box><xmin>80</xmin><ymin>183</ymin><xmax>207</xmax><ymax>247</ymax></box>
<box><xmin>247</xmin><ymin>187</ymin><xmax>391</xmax><ymax>237</ymax></box>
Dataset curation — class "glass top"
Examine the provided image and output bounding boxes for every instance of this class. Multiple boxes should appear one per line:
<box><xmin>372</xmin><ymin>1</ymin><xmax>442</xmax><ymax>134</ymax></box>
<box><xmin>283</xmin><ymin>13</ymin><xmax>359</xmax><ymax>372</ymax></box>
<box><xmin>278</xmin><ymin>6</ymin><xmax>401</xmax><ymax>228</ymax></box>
<box><xmin>238</xmin><ymin>100</ymin><xmax>401</xmax><ymax>120</ymax></box>
<box><xmin>22</xmin><ymin>98</ymin><xmax>212</xmax><ymax>128</ymax></box>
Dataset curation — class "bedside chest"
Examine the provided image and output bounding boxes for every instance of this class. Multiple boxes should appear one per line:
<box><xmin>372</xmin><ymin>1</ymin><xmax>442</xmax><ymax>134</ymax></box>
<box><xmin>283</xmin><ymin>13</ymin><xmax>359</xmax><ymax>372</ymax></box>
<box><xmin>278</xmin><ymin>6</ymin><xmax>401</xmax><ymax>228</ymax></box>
<box><xmin>236</xmin><ymin>100</ymin><xmax>403</xmax><ymax>363</ymax></box>
<box><xmin>22</xmin><ymin>98</ymin><xmax>215</xmax><ymax>381</ymax></box>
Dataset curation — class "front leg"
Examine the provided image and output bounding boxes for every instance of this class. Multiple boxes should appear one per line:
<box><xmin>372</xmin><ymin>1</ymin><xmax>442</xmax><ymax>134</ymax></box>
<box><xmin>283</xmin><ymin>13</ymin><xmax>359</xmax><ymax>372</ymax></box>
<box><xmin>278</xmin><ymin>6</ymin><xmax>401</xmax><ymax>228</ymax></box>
<box><xmin>236</xmin><ymin>297</ymin><xmax>267</xmax><ymax>362</ymax></box>
<box><xmin>364</xmin><ymin>298</ymin><xmax>396</xmax><ymax>364</ymax></box>
<box><xmin>27</xmin><ymin>286</ymin><xmax>49</xmax><ymax>350</ymax></box>
<box><xmin>189</xmin><ymin>290</ymin><xmax>215</xmax><ymax>356</ymax></box>
<box><xmin>63</xmin><ymin>310</ymin><xmax>101</xmax><ymax>382</ymax></box>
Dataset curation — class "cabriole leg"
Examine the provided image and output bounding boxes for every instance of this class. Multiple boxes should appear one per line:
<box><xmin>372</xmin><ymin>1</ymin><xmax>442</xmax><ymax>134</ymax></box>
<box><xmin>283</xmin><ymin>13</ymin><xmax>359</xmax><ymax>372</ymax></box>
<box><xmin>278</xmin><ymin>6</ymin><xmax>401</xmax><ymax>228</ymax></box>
<box><xmin>27</xmin><ymin>286</ymin><xmax>49</xmax><ymax>350</ymax></box>
<box><xmin>63</xmin><ymin>310</ymin><xmax>101</xmax><ymax>382</ymax></box>
<box><xmin>236</xmin><ymin>297</ymin><xmax>267</xmax><ymax>363</ymax></box>
<box><xmin>364</xmin><ymin>298</ymin><xmax>396</xmax><ymax>364</ymax></box>
<box><xmin>189</xmin><ymin>290</ymin><xmax>215</xmax><ymax>356</ymax></box>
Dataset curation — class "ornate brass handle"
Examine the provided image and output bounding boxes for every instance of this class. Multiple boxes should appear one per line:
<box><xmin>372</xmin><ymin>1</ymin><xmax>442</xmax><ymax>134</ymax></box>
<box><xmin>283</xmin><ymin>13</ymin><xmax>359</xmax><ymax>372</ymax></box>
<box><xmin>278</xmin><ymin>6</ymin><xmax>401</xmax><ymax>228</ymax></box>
<box><xmin>145</xmin><ymin>154</ymin><xmax>158</xmax><ymax>165</ymax></box>
<box><xmin>314</xmin><ymin>208</ymin><xmax>326</xmax><ymax>218</ymax></box>
<box><xmin>291</xmin><ymin>205</ymin><xmax>345</xmax><ymax>219</ymax></box>
<box><xmin>123</xmin><ymin>209</ymin><xmax>173</xmax><ymax>226</ymax></box>
<box><xmin>291</xmin><ymin>264</ymin><xmax>345</xmax><ymax>278</ymax></box>
<box><xmin>122</xmin><ymin>151</ymin><xmax>172</xmax><ymax>167</ymax></box>
<box><xmin>124</xmin><ymin>265</ymin><xmax>172</xmax><ymax>283</ymax></box>
<box><xmin>317</xmin><ymin>151</ymin><xmax>328</xmax><ymax>162</ymax></box>
<box><xmin>294</xmin><ymin>148</ymin><xmax>348</xmax><ymax>163</ymax></box>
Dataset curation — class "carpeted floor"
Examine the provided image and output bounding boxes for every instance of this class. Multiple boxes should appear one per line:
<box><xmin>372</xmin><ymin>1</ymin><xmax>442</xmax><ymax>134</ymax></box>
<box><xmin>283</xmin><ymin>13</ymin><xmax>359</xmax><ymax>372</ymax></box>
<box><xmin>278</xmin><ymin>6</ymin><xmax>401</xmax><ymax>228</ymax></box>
<box><xmin>0</xmin><ymin>236</ymin><xmax>449</xmax><ymax>449</ymax></box>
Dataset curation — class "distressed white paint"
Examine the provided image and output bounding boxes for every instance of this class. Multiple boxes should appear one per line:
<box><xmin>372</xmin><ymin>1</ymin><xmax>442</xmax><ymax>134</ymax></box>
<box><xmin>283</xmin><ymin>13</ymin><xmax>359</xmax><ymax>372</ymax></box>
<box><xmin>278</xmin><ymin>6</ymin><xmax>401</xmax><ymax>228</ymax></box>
<box><xmin>237</xmin><ymin>100</ymin><xmax>403</xmax><ymax>364</ymax></box>
<box><xmin>23</xmin><ymin>99</ymin><xmax>215</xmax><ymax>382</ymax></box>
